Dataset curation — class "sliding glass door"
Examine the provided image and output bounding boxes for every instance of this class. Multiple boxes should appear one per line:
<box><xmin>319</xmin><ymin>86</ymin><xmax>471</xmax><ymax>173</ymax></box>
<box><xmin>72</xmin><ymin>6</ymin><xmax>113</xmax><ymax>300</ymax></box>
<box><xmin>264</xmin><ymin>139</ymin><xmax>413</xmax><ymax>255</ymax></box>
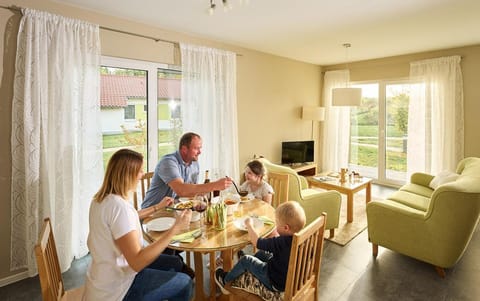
<box><xmin>349</xmin><ymin>81</ymin><xmax>410</xmax><ymax>185</ymax></box>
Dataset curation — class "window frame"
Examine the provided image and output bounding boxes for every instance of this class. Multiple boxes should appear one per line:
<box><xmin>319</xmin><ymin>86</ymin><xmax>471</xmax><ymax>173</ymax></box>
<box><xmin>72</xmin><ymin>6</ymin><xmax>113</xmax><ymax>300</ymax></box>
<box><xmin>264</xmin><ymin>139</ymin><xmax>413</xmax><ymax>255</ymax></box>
<box><xmin>101</xmin><ymin>56</ymin><xmax>169</xmax><ymax>171</ymax></box>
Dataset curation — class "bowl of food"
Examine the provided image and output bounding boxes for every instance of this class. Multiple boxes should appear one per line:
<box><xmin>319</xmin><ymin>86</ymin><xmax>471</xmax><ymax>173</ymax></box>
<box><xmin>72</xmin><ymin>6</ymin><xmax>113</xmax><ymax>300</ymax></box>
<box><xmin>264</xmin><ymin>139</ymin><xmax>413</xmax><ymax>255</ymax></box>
<box><xmin>175</xmin><ymin>199</ymin><xmax>201</xmax><ymax>222</ymax></box>
<box><xmin>224</xmin><ymin>197</ymin><xmax>239</xmax><ymax>216</ymax></box>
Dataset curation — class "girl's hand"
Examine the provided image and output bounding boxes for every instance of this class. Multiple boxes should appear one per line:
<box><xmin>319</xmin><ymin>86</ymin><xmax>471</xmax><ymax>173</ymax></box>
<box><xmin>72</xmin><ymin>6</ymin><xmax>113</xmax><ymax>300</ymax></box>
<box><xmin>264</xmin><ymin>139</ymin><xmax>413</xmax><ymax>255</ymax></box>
<box><xmin>159</xmin><ymin>196</ymin><xmax>174</xmax><ymax>208</ymax></box>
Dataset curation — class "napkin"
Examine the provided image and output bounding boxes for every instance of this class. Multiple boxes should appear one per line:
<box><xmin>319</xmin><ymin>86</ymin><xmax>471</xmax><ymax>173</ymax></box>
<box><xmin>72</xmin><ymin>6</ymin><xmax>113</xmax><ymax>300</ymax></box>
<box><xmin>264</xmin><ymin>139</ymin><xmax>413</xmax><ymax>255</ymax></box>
<box><xmin>171</xmin><ymin>229</ymin><xmax>201</xmax><ymax>243</ymax></box>
<box><xmin>258</xmin><ymin>216</ymin><xmax>275</xmax><ymax>225</ymax></box>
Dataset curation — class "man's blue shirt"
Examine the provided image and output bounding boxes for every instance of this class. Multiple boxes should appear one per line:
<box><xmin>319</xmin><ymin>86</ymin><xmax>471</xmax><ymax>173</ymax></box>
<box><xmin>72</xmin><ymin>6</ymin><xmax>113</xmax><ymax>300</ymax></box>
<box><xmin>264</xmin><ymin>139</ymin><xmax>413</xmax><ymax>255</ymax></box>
<box><xmin>141</xmin><ymin>151</ymin><xmax>199</xmax><ymax>209</ymax></box>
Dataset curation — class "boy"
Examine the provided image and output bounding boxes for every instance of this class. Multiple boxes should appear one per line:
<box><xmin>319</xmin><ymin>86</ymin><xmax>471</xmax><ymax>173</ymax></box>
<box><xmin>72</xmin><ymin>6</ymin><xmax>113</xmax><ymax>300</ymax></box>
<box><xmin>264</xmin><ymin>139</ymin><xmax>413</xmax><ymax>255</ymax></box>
<box><xmin>215</xmin><ymin>201</ymin><xmax>306</xmax><ymax>294</ymax></box>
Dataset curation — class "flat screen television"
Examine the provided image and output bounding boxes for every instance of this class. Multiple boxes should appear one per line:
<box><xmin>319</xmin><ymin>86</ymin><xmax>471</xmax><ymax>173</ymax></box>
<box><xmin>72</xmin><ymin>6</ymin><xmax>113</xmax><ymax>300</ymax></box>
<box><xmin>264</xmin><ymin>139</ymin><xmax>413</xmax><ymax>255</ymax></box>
<box><xmin>281</xmin><ymin>140</ymin><xmax>314</xmax><ymax>165</ymax></box>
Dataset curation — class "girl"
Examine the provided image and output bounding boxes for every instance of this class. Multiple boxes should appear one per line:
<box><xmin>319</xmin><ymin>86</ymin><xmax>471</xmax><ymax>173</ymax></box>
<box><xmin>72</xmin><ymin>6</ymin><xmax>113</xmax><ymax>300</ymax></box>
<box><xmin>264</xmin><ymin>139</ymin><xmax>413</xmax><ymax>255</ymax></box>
<box><xmin>240</xmin><ymin>160</ymin><xmax>273</xmax><ymax>204</ymax></box>
<box><xmin>84</xmin><ymin>149</ymin><xmax>193</xmax><ymax>301</ymax></box>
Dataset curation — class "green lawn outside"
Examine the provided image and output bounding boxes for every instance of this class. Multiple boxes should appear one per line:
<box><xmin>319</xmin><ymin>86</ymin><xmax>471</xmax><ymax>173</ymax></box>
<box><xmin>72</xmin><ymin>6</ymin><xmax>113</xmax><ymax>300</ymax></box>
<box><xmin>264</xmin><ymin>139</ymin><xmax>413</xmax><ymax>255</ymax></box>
<box><xmin>351</xmin><ymin>125</ymin><xmax>407</xmax><ymax>172</ymax></box>
<box><xmin>102</xmin><ymin>130</ymin><xmax>176</xmax><ymax>170</ymax></box>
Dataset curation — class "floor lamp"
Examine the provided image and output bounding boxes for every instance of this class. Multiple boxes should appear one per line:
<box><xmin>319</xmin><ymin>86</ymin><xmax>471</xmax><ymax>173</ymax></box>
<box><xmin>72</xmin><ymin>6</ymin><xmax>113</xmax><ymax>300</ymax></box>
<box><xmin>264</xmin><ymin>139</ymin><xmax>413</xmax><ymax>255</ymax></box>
<box><xmin>302</xmin><ymin>106</ymin><xmax>325</xmax><ymax>140</ymax></box>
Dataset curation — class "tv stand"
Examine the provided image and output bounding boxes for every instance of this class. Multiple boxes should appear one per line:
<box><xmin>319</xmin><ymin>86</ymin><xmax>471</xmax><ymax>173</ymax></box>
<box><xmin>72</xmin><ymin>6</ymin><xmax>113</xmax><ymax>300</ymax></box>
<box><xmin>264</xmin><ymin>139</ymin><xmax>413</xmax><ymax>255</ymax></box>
<box><xmin>283</xmin><ymin>163</ymin><xmax>317</xmax><ymax>176</ymax></box>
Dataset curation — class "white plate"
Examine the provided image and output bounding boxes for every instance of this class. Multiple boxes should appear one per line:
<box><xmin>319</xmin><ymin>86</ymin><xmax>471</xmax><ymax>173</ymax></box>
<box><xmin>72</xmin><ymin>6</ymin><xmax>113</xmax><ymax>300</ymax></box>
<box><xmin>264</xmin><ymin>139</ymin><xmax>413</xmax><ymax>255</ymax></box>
<box><xmin>146</xmin><ymin>217</ymin><xmax>176</xmax><ymax>232</ymax></box>
<box><xmin>233</xmin><ymin>217</ymin><xmax>264</xmax><ymax>231</ymax></box>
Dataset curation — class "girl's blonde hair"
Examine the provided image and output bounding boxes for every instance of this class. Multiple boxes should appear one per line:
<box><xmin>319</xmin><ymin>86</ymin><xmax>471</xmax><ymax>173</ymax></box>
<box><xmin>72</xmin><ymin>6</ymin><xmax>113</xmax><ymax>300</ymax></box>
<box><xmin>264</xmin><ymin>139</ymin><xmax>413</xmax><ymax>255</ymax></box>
<box><xmin>276</xmin><ymin>201</ymin><xmax>306</xmax><ymax>233</ymax></box>
<box><xmin>93</xmin><ymin>149</ymin><xmax>143</xmax><ymax>202</ymax></box>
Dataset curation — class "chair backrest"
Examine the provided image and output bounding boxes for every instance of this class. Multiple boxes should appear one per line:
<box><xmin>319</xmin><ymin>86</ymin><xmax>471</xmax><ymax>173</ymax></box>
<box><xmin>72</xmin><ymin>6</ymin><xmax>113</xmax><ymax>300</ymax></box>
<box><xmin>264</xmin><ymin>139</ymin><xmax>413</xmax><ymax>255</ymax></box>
<box><xmin>35</xmin><ymin>218</ymin><xmax>65</xmax><ymax>301</ymax></box>
<box><xmin>284</xmin><ymin>213</ymin><xmax>326</xmax><ymax>301</ymax></box>
<box><xmin>267</xmin><ymin>171</ymin><xmax>290</xmax><ymax>208</ymax></box>
<box><xmin>224</xmin><ymin>213</ymin><xmax>327</xmax><ymax>300</ymax></box>
<box><xmin>134</xmin><ymin>171</ymin><xmax>154</xmax><ymax>210</ymax></box>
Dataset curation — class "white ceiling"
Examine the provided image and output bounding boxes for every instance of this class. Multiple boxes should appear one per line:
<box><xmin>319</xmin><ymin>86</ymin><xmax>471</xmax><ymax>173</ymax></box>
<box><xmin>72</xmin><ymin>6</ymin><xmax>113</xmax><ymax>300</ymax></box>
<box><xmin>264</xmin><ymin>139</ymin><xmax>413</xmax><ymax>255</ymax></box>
<box><xmin>52</xmin><ymin>0</ymin><xmax>480</xmax><ymax>65</ymax></box>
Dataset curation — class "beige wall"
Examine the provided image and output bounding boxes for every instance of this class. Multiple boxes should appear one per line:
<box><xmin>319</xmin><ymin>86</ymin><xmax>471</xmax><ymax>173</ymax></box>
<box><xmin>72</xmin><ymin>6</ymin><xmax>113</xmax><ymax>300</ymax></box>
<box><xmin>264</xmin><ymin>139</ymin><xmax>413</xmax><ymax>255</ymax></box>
<box><xmin>0</xmin><ymin>0</ymin><xmax>321</xmax><ymax>281</ymax></box>
<box><xmin>1</xmin><ymin>0</ymin><xmax>479</xmax><ymax>283</ymax></box>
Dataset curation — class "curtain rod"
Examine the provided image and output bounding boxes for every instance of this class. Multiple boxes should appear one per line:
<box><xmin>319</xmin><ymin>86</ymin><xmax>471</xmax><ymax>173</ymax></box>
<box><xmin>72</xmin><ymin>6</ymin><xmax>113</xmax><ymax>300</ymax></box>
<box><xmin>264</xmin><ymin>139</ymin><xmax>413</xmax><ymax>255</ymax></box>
<box><xmin>1</xmin><ymin>4</ymin><xmax>242</xmax><ymax>56</ymax></box>
<box><xmin>1</xmin><ymin>4</ymin><xmax>175</xmax><ymax>44</ymax></box>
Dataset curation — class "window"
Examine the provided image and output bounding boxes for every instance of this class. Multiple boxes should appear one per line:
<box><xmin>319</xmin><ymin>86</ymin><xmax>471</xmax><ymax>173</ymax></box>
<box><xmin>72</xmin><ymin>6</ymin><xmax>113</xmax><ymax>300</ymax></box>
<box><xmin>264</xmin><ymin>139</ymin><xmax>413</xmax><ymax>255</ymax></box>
<box><xmin>349</xmin><ymin>80</ymin><xmax>411</xmax><ymax>185</ymax></box>
<box><xmin>124</xmin><ymin>104</ymin><xmax>135</xmax><ymax>119</ymax></box>
<box><xmin>100</xmin><ymin>56</ymin><xmax>181</xmax><ymax>171</ymax></box>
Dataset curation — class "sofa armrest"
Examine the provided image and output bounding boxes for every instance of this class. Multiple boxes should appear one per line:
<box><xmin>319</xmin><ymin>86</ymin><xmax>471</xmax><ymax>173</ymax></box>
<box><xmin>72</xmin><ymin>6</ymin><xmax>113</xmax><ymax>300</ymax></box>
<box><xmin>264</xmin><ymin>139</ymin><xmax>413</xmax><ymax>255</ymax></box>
<box><xmin>299</xmin><ymin>175</ymin><xmax>308</xmax><ymax>189</ymax></box>
<box><xmin>300</xmin><ymin>190</ymin><xmax>341</xmax><ymax>229</ymax></box>
<box><xmin>410</xmin><ymin>172</ymin><xmax>434</xmax><ymax>187</ymax></box>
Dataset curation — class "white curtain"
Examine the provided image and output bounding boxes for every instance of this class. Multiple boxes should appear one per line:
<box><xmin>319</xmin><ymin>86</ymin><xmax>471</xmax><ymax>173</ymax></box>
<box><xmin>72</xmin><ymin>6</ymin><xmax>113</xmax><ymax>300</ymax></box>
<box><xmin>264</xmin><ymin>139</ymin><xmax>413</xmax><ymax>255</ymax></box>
<box><xmin>407</xmin><ymin>56</ymin><xmax>464</xmax><ymax>176</ymax></box>
<box><xmin>10</xmin><ymin>9</ymin><xmax>102</xmax><ymax>275</ymax></box>
<box><xmin>322</xmin><ymin>70</ymin><xmax>352</xmax><ymax>172</ymax></box>
<box><xmin>180</xmin><ymin>44</ymin><xmax>240</xmax><ymax>182</ymax></box>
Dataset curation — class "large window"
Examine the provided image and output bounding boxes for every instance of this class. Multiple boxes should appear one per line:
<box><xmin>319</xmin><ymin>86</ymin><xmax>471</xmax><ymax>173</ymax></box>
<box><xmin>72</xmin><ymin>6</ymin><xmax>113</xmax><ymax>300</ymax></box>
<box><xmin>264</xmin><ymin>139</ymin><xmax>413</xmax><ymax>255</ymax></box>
<box><xmin>100</xmin><ymin>56</ymin><xmax>181</xmax><ymax>171</ymax></box>
<box><xmin>349</xmin><ymin>81</ymin><xmax>411</xmax><ymax>185</ymax></box>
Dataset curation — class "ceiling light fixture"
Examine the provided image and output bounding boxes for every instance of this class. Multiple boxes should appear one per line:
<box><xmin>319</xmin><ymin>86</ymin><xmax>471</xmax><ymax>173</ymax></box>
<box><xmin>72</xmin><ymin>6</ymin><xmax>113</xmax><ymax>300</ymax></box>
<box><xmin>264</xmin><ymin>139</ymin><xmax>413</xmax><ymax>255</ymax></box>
<box><xmin>208</xmin><ymin>0</ymin><xmax>249</xmax><ymax>15</ymax></box>
<box><xmin>332</xmin><ymin>43</ymin><xmax>362</xmax><ymax>106</ymax></box>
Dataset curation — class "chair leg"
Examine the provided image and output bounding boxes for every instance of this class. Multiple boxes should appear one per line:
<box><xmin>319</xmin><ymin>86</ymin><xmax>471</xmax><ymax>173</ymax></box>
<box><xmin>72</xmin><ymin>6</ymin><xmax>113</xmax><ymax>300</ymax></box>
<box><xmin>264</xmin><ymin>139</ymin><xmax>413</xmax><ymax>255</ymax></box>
<box><xmin>372</xmin><ymin>243</ymin><xmax>378</xmax><ymax>258</ymax></box>
<box><xmin>329</xmin><ymin>228</ymin><xmax>334</xmax><ymax>239</ymax></box>
<box><xmin>435</xmin><ymin>266</ymin><xmax>446</xmax><ymax>278</ymax></box>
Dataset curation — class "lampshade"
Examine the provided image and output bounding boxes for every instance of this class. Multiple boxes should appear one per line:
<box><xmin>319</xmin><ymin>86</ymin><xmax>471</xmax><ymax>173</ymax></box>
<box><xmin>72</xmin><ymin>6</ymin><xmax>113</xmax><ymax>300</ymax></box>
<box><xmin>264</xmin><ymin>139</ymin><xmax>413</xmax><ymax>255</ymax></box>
<box><xmin>302</xmin><ymin>106</ymin><xmax>325</xmax><ymax>121</ymax></box>
<box><xmin>332</xmin><ymin>87</ymin><xmax>362</xmax><ymax>106</ymax></box>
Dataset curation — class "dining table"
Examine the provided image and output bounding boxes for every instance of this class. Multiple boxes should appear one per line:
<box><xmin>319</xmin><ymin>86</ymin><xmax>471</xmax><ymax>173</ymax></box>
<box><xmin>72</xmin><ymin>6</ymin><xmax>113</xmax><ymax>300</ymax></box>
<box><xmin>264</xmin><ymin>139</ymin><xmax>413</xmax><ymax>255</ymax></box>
<box><xmin>142</xmin><ymin>198</ymin><xmax>276</xmax><ymax>301</ymax></box>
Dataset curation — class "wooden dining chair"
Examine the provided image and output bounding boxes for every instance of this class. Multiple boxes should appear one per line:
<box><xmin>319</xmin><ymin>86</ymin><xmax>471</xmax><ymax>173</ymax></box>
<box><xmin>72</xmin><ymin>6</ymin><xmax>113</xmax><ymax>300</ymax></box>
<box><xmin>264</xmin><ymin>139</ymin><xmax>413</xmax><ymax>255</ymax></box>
<box><xmin>267</xmin><ymin>171</ymin><xmax>290</xmax><ymax>208</ymax></box>
<box><xmin>225</xmin><ymin>213</ymin><xmax>327</xmax><ymax>301</ymax></box>
<box><xmin>35</xmin><ymin>218</ymin><xmax>84</xmax><ymax>301</ymax></box>
<box><xmin>134</xmin><ymin>171</ymin><xmax>154</xmax><ymax>210</ymax></box>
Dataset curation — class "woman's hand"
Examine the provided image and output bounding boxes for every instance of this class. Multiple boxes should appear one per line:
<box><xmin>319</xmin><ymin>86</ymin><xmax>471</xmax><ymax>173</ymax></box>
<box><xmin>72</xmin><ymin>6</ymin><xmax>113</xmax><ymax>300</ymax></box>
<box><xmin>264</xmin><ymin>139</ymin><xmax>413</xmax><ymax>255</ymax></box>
<box><xmin>172</xmin><ymin>209</ymin><xmax>192</xmax><ymax>234</ymax></box>
<box><xmin>158</xmin><ymin>196</ymin><xmax>174</xmax><ymax>209</ymax></box>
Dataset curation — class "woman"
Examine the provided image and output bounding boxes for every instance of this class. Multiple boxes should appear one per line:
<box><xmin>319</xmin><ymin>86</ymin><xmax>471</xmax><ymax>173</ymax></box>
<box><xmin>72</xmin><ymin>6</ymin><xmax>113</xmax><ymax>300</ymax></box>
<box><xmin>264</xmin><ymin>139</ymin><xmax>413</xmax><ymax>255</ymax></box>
<box><xmin>84</xmin><ymin>149</ymin><xmax>193</xmax><ymax>301</ymax></box>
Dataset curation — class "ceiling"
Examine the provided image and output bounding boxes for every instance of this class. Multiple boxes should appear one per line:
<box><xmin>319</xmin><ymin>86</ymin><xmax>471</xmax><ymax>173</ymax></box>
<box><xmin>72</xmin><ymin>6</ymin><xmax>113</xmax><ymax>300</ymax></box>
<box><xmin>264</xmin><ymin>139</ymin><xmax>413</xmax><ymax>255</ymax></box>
<box><xmin>52</xmin><ymin>0</ymin><xmax>480</xmax><ymax>65</ymax></box>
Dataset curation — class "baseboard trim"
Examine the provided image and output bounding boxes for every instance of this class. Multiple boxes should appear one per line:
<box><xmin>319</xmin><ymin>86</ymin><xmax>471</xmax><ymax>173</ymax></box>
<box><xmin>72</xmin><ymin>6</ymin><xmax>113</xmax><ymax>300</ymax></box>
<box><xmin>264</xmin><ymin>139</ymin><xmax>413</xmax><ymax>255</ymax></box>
<box><xmin>0</xmin><ymin>271</ymin><xmax>30</xmax><ymax>287</ymax></box>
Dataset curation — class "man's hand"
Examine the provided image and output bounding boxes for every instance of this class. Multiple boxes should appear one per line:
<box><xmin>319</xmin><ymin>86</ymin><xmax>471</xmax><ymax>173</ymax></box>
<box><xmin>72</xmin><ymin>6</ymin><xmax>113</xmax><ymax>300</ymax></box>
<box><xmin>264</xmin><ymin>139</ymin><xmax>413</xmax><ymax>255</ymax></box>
<box><xmin>214</xmin><ymin>177</ymin><xmax>233</xmax><ymax>191</ymax></box>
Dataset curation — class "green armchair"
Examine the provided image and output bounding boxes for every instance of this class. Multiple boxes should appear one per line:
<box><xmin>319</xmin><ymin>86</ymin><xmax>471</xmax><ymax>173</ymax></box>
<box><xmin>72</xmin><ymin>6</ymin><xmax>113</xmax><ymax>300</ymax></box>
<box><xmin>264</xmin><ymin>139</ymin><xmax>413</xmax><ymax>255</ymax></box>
<box><xmin>258</xmin><ymin>158</ymin><xmax>341</xmax><ymax>237</ymax></box>
<box><xmin>367</xmin><ymin>157</ymin><xmax>480</xmax><ymax>276</ymax></box>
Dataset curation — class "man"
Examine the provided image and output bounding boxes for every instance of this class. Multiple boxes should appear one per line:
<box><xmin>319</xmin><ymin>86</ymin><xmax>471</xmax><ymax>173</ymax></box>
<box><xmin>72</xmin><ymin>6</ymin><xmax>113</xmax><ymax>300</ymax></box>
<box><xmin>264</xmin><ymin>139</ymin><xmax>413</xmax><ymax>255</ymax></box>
<box><xmin>142</xmin><ymin>132</ymin><xmax>232</xmax><ymax>209</ymax></box>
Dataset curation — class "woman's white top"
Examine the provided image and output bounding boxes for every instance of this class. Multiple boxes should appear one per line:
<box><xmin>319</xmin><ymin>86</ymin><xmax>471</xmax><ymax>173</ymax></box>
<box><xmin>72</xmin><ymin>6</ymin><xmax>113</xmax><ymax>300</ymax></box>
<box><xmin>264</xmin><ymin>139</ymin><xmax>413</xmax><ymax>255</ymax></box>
<box><xmin>84</xmin><ymin>194</ymin><xmax>143</xmax><ymax>301</ymax></box>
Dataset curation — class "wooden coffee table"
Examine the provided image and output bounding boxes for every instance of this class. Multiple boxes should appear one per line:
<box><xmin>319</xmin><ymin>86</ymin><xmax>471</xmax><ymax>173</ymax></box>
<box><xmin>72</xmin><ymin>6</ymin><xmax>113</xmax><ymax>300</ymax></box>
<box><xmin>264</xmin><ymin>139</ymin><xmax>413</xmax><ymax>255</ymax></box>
<box><xmin>307</xmin><ymin>176</ymin><xmax>372</xmax><ymax>223</ymax></box>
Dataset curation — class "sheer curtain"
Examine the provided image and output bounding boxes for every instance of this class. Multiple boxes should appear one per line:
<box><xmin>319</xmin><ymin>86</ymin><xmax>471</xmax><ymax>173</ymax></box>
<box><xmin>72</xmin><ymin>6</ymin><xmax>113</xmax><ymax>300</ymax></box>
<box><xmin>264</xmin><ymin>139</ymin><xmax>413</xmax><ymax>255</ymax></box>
<box><xmin>322</xmin><ymin>70</ymin><xmax>352</xmax><ymax>172</ymax></box>
<box><xmin>180</xmin><ymin>44</ymin><xmax>240</xmax><ymax>182</ymax></box>
<box><xmin>407</xmin><ymin>56</ymin><xmax>464</xmax><ymax>176</ymax></box>
<box><xmin>10</xmin><ymin>9</ymin><xmax>102</xmax><ymax>275</ymax></box>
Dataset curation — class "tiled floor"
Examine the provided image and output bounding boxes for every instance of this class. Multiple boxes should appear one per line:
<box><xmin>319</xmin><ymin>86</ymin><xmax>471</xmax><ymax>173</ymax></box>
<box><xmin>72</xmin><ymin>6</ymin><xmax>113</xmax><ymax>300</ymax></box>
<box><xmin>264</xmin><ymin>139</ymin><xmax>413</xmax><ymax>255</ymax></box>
<box><xmin>1</xmin><ymin>184</ymin><xmax>479</xmax><ymax>300</ymax></box>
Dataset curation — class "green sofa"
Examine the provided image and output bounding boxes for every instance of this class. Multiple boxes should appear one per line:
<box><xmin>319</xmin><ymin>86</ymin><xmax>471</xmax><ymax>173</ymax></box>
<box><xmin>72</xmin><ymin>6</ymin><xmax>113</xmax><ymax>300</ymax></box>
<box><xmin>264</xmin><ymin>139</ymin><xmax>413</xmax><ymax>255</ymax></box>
<box><xmin>258</xmin><ymin>158</ymin><xmax>341</xmax><ymax>237</ymax></box>
<box><xmin>367</xmin><ymin>157</ymin><xmax>480</xmax><ymax>276</ymax></box>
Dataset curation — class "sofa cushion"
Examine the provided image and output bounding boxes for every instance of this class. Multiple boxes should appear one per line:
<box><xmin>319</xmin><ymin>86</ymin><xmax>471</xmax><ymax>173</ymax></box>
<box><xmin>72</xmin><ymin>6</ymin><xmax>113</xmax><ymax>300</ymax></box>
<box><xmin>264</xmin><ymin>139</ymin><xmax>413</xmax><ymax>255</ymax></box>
<box><xmin>400</xmin><ymin>183</ymin><xmax>434</xmax><ymax>198</ymax></box>
<box><xmin>429</xmin><ymin>170</ymin><xmax>459</xmax><ymax>189</ymax></box>
<box><xmin>387</xmin><ymin>190</ymin><xmax>431</xmax><ymax>212</ymax></box>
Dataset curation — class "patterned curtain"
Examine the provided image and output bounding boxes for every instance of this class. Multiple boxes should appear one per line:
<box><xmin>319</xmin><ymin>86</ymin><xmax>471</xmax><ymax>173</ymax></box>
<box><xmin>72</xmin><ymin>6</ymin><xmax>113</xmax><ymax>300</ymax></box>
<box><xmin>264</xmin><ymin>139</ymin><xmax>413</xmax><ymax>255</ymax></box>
<box><xmin>180</xmin><ymin>44</ymin><xmax>240</xmax><ymax>183</ymax></box>
<box><xmin>10</xmin><ymin>8</ymin><xmax>102</xmax><ymax>275</ymax></box>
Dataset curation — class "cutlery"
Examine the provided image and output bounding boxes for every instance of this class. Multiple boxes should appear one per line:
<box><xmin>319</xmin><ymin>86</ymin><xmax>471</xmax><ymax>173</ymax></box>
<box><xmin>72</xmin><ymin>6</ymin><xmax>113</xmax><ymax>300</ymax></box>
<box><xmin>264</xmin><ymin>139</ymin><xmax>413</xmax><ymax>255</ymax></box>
<box><xmin>226</xmin><ymin>176</ymin><xmax>249</xmax><ymax>197</ymax></box>
<box><xmin>165</xmin><ymin>206</ymin><xmax>200</xmax><ymax>212</ymax></box>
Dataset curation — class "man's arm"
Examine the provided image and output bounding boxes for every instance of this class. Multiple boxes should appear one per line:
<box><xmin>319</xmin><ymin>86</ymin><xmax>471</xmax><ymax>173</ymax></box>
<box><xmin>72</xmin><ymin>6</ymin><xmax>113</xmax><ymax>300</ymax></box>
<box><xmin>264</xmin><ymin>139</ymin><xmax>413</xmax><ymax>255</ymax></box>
<box><xmin>168</xmin><ymin>177</ymin><xmax>233</xmax><ymax>197</ymax></box>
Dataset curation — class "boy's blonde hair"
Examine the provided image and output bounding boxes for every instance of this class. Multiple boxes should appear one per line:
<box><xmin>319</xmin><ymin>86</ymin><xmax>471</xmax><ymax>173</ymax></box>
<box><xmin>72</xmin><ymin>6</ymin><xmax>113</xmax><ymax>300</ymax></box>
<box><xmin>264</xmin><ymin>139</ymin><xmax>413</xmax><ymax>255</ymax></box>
<box><xmin>275</xmin><ymin>201</ymin><xmax>306</xmax><ymax>233</ymax></box>
<box><xmin>93</xmin><ymin>149</ymin><xmax>143</xmax><ymax>202</ymax></box>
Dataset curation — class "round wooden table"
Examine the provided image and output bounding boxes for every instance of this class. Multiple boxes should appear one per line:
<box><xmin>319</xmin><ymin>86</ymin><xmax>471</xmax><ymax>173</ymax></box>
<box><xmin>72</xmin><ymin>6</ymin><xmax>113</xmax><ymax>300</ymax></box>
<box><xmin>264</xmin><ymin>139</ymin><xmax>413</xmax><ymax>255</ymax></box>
<box><xmin>142</xmin><ymin>199</ymin><xmax>276</xmax><ymax>301</ymax></box>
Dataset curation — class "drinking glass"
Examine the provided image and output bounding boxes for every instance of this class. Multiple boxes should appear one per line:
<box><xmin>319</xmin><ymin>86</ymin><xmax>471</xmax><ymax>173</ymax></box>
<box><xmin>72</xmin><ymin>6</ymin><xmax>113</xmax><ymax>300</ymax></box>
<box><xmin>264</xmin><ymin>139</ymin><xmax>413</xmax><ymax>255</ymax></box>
<box><xmin>193</xmin><ymin>194</ymin><xmax>208</xmax><ymax>227</ymax></box>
